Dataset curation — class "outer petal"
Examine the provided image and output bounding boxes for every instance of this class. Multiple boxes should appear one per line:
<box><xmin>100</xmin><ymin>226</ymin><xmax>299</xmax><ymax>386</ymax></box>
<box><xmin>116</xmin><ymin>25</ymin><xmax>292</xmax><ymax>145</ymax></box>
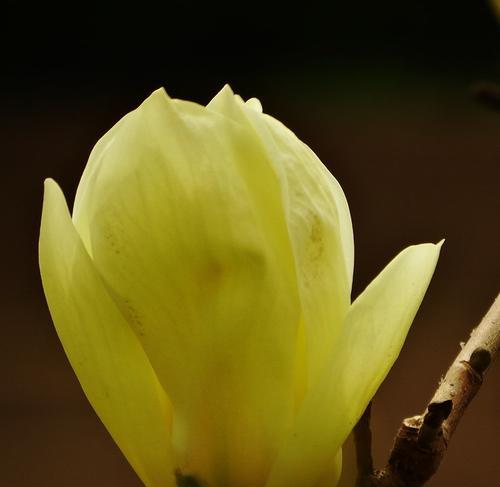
<box><xmin>72</xmin><ymin>90</ymin><xmax>301</xmax><ymax>487</ymax></box>
<box><xmin>73</xmin><ymin>114</ymin><xmax>131</xmax><ymax>251</ymax></box>
<box><xmin>316</xmin><ymin>450</ymin><xmax>342</xmax><ymax>487</ymax></box>
<box><xmin>257</xmin><ymin>110</ymin><xmax>354</xmax><ymax>385</ymax></box>
<box><xmin>39</xmin><ymin>179</ymin><xmax>175</xmax><ymax>487</ymax></box>
<box><xmin>208</xmin><ymin>86</ymin><xmax>354</xmax><ymax>387</ymax></box>
<box><xmin>266</xmin><ymin>242</ymin><xmax>442</xmax><ymax>487</ymax></box>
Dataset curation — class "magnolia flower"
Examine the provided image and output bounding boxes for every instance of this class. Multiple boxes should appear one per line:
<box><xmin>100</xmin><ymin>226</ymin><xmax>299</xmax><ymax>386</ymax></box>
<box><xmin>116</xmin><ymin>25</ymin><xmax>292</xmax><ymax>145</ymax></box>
<box><xmin>39</xmin><ymin>86</ymin><xmax>441</xmax><ymax>487</ymax></box>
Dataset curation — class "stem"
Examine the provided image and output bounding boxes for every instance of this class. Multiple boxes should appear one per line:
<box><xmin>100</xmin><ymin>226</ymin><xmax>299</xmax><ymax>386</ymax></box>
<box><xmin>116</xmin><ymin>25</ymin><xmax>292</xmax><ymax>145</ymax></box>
<box><xmin>353</xmin><ymin>402</ymin><xmax>374</xmax><ymax>487</ymax></box>
<box><xmin>354</xmin><ymin>293</ymin><xmax>500</xmax><ymax>486</ymax></box>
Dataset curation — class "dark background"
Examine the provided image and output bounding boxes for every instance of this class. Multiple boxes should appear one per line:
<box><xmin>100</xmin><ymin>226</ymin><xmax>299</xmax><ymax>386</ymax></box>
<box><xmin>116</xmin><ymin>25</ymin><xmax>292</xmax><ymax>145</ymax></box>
<box><xmin>1</xmin><ymin>1</ymin><xmax>499</xmax><ymax>486</ymax></box>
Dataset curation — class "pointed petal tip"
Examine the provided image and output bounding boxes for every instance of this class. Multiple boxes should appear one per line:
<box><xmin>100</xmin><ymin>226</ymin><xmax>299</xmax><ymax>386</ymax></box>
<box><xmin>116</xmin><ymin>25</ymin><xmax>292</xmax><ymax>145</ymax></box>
<box><xmin>221</xmin><ymin>83</ymin><xmax>234</xmax><ymax>94</ymax></box>
<box><xmin>208</xmin><ymin>84</ymin><xmax>235</xmax><ymax>105</ymax></box>
<box><xmin>405</xmin><ymin>239</ymin><xmax>444</xmax><ymax>253</ymax></box>
<box><xmin>143</xmin><ymin>87</ymin><xmax>172</xmax><ymax>110</ymax></box>
<box><xmin>151</xmin><ymin>86</ymin><xmax>170</xmax><ymax>98</ymax></box>
<box><xmin>206</xmin><ymin>84</ymin><xmax>242</xmax><ymax>115</ymax></box>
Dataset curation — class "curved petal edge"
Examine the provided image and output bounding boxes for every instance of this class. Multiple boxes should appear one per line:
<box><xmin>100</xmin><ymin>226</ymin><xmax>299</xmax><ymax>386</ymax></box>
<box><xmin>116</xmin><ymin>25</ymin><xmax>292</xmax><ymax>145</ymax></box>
<box><xmin>39</xmin><ymin>179</ymin><xmax>175</xmax><ymax>487</ymax></box>
<box><xmin>266</xmin><ymin>241</ymin><xmax>442</xmax><ymax>487</ymax></box>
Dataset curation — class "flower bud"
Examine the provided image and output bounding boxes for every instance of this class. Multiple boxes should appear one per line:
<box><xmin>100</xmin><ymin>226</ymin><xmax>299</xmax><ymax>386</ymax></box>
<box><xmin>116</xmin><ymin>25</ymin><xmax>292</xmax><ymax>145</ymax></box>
<box><xmin>39</xmin><ymin>86</ymin><xmax>442</xmax><ymax>487</ymax></box>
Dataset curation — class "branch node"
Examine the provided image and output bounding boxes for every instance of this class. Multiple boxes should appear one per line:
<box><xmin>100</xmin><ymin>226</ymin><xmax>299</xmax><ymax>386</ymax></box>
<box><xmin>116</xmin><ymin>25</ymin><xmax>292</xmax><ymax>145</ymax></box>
<box><xmin>353</xmin><ymin>293</ymin><xmax>500</xmax><ymax>487</ymax></box>
<box><xmin>417</xmin><ymin>400</ymin><xmax>452</xmax><ymax>448</ymax></box>
<box><xmin>468</xmin><ymin>347</ymin><xmax>491</xmax><ymax>375</ymax></box>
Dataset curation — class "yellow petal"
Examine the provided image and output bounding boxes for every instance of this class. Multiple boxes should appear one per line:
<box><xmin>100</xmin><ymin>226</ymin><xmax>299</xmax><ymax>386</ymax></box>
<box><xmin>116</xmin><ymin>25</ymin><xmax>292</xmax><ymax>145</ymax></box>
<box><xmin>316</xmin><ymin>449</ymin><xmax>342</xmax><ymax>487</ymax></box>
<box><xmin>73</xmin><ymin>113</ymin><xmax>133</xmax><ymax>251</ymax></box>
<box><xmin>334</xmin><ymin>241</ymin><xmax>443</xmax><ymax>415</ymax></box>
<box><xmin>72</xmin><ymin>89</ymin><xmax>301</xmax><ymax>487</ymax></box>
<box><xmin>208</xmin><ymin>86</ymin><xmax>354</xmax><ymax>386</ymax></box>
<box><xmin>257</xmin><ymin>110</ymin><xmax>354</xmax><ymax>384</ymax></box>
<box><xmin>39</xmin><ymin>179</ymin><xmax>175</xmax><ymax>487</ymax></box>
<box><xmin>266</xmin><ymin>242</ymin><xmax>442</xmax><ymax>487</ymax></box>
<box><xmin>245</xmin><ymin>97</ymin><xmax>263</xmax><ymax>112</ymax></box>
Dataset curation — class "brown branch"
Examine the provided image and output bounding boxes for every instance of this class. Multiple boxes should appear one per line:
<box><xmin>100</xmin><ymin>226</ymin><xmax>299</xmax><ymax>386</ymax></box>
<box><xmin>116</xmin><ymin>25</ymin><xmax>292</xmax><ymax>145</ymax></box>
<box><xmin>354</xmin><ymin>293</ymin><xmax>500</xmax><ymax>487</ymax></box>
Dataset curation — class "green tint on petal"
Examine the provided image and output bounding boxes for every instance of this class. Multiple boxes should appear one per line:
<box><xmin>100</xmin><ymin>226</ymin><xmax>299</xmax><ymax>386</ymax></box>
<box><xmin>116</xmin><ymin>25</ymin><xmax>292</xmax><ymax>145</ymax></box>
<box><xmin>266</xmin><ymin>242</ymin><xmax>442</xmax><ymax>487</ymax></box>
<box><xmin>73</xmin><ymin>89</ymin><xmax>301</xmax><ymax>487</ymax></box>
<box><xmin>39</xmin><ymin>179</ymin><xmax>175</xmax><ymax>487</ymax></box>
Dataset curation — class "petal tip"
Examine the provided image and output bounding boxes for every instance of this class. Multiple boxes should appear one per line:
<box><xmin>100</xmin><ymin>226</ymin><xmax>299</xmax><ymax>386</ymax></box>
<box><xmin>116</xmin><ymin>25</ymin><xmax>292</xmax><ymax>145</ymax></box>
<box><xmin>144</xmin><ymin>87</ymin><xmax>172</xmax><ymax>110</ymax></box>
<box><xmin>42</xmin><ymin>178</ymin><xmax>64</xmax><ymax>202</ymax></box>
<box><xmin>43</xmin><ymin>177</ymin><xmax>57</xmax><ymax>189</ymax></box>
<box><xmin>210</xmin><ymin>84</ymin><xmax>235</xmax><ymax>103</ymax></box>
<box><xmin>246</xmin><ymin>97</ymin><xmax>263</xmax><ymax>112</ymax></box>
<box><xmin>436</xmin><ymin>238</ymin><xmax>445</xmax><ymax>249</ymax></box>
<box><xmin>221</xmin><ymin>83</ymin><xmax>234</xmax><ymax>94</ymax></box>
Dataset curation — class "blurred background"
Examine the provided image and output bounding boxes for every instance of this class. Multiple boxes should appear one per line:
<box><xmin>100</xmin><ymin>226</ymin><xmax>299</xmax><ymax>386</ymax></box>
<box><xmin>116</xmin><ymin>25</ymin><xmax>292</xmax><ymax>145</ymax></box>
<box><xmin>1</xmin><ymin>1</ymin><xmax>499</xmax><ymax>486</ymax></box>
